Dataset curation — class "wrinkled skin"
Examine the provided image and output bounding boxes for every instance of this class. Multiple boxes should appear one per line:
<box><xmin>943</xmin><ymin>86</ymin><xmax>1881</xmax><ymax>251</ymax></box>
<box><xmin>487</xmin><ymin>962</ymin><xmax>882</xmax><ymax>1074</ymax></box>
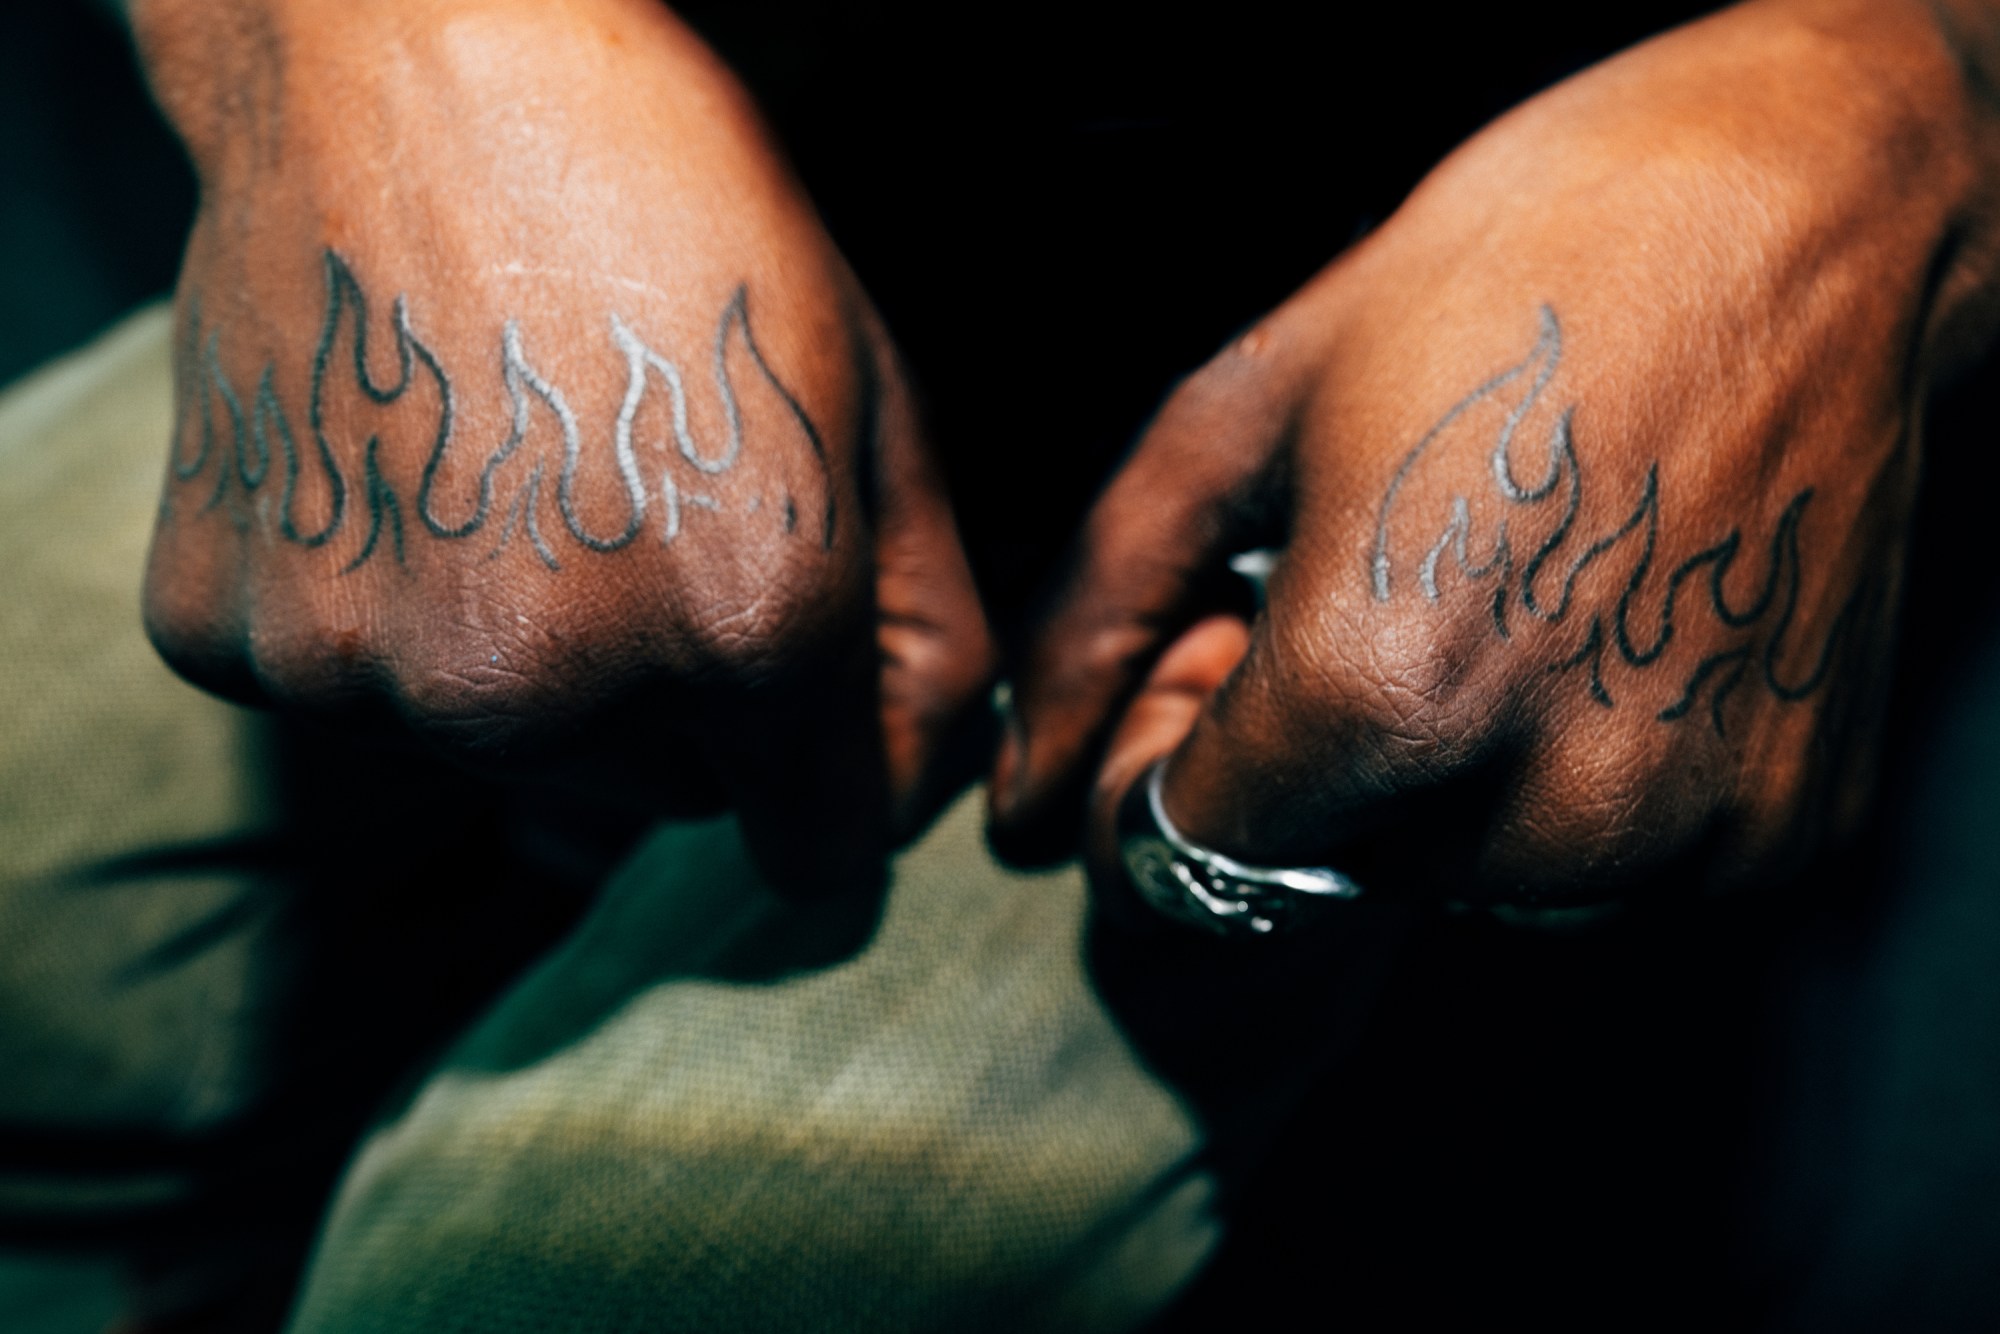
<box><xmin>134</xmin><ymin>0</ymin><xmax>993</xmax><ymax>889</ymax></box>
<box><xmin>993</xmin><ymin>0</ymin><xmax>2000</xmax><ymax>910</ymax></box>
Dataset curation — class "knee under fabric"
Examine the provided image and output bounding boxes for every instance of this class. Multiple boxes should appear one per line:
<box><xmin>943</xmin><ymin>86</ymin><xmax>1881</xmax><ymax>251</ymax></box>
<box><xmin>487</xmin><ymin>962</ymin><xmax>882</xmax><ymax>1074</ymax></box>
<box><xmin>287</xmin><ymin>801</ymin><xmax>1222</xmax><ymax>1334</ymax></box>
<box><xmin>0</xmin><ymin>307</ymin><xmax>1223</xmax><ymax>1331</ymax></box>
<box><xmin>0</xmin><ymin>308</ymin><xmax>306</xmax><ymax>1241</ymax></box>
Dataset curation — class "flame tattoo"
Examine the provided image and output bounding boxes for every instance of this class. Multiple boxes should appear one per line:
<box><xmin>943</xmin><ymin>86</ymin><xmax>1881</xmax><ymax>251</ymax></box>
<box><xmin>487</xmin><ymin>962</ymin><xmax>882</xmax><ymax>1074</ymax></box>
<box><xmin>1371</xmin><ymin>306</ymin><xmax>1867</xmax><ymax>735</ymax></box>
<box><xmin>168</xmin><ymin>248</ymin><xmax>834</xmax><ymax>574</ymax></box>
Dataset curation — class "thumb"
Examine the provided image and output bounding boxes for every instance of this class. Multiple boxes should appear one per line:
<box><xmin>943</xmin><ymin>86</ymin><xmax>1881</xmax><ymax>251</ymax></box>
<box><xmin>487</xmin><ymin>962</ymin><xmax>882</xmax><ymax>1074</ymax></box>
<box><xmin>1088</xmin><ymin>614</ymin><xmax>1257</xmax><ymax>856</ymax></box>
<box><xmin>1079</xmin><ymin>613</ymin><xmax>1418</xmax><ymax>1137</ymax></box>
<box><xmin>1094</xmin><ymin>540</ymin><xmax>1511</xmax><ymax>917</ymax></box>
<box><xmin>989</xmin><ymin>326</ymin><xmax>1298</xmax><ymax>864</ymax></box>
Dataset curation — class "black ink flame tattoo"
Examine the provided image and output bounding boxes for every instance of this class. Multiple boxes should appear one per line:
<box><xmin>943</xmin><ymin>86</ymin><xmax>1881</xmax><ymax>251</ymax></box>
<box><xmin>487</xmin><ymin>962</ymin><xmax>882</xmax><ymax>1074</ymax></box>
<box><xmin>1371</xmin><ymin>306</ymin><xmax>1862</xmax><ymax>735</ymax></box>
<box><xmin>169</xmin><ymin>248</ymin><xmax>834</xmax><ymax>574</ymax></box>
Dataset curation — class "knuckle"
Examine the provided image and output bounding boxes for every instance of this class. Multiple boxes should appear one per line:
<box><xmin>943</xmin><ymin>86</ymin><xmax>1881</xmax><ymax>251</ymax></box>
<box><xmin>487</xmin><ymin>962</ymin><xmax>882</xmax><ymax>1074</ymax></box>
<box><xmin>141</xmin><ymin>588</ymin><xmax>227</xmax><ymax>687</ymax></box>
<box><xmin>1180</xmin><ymin>322</ymin><xmax>1284</xmax><ymax>401</ymax></box>
<box><xmin>1069</xmin><ymin>617</ymin><xmax>1162</xmax><ymax>700</ymax></box>
<box><xmin>1151</xmin><ymin>370</ymin><xmax>1264</xmax><ymax>454</ymax></box>
<box><xmin>243</xmin><ymin>598</ymin><xmax>374</xmax><ymax>707</ymax></box>
<box><xmin>396</xmin><ymin>640</ymin><xmax>541</xmax><ymax>724</ymax></box>
<box><xmin>389</xmin><ymin>600</ymin><xmax>577</xmax><ymax>753</ymax></box>
<box><xmin>677</xmin><ymin>584</ymin><xmax>829</xmax><ymax>683</ymax></box>
<box><xmin>666</xmin><ymin>546</ymin><xmax>867</xmax><ymax>683</ymax></box>
<box><xmin>1483</xmin><ymin>723</ymin><xmax>1705</xmax><ymax>895</ymax></box>
<box><xmin>388</xmin><ymin>553</ymin><xmax>869</xmax><ymax>755</ymax></box>
<box><xmin>141</xmin><ymin>561</ymin><xmax>265</xmax><ymax>705</ymax></box>
<box><xmin>881</xmin><ymin>616</ymin><xmax>995</xmax><ymax>720</ymax></box>
<box><xmin>141</xmin><ymin>536</ymin><xmax>226</xmax><ymax>658</ymax></box>
<box><xmin>1295</xmin><ymin>601</ymin><xmax>1491</xmax><ymax>760</ymax></box>
<box><xmin>1135</xmin><ymin>326</ymin><xmax>1291</xmax><ymax>466</ymax></box>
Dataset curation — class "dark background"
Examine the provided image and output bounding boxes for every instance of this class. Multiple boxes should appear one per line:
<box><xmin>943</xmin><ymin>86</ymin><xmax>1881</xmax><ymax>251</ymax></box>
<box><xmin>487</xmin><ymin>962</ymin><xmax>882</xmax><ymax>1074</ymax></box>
<box><xmin>15</xmin><ymin>4</ymin><xmax>2000</xmax><ymax>1332</ymax></box>
<box><xmin>0</xmin><ymin>4</ymin><xmax>192</xmax><ymax>391</ymax></box>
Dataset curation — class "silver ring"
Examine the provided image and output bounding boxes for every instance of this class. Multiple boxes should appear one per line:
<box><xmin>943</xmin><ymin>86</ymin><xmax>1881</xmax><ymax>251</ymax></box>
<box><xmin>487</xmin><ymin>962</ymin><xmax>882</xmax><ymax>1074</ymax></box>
<box><xmin>1116</xmin><ymin>760</ymin><xmax>1362</xmax><ymax>937</ymax></box>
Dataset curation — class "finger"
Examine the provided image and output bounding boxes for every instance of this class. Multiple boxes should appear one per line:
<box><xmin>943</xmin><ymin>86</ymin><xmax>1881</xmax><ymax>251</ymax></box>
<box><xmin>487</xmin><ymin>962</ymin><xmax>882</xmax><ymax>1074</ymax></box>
<box><xmin>1128</xmin><ymin>553</ymin><xmax>1513</xmax><ymax>903</ymax></box>
<box><xmin>703</xmin><ymin>308</ymin><xmax>992</xmax><ymax>895</ymax></box>
<box><xmin>989</xmin><ymin>326</ymin><xmax>1298</xmax><ymax>863</ymax></box>
<box><xmin>1080</xmin><ymin>614</ymin><xmax>1417</xmax><ymax>1119</ymax></box>
<box><xmin>703</xmin><ymin>616</ymin><xmax>892</xmax><ymax>897</ymax></box>
<box><xmin>862</xmin><ymin>313</ymin><xmax>997</xmax><ymax>840</ymax></box>
<box><xmin>1086</xmin><ymin>613</ymin><xmax>1254</xmax><ymax>874</ymax></box>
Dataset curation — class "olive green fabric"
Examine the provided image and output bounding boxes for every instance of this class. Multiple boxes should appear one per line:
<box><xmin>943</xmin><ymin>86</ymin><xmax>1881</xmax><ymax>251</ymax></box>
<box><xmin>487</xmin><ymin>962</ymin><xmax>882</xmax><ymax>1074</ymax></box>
<box><xmin>288</xmin><ymin>797</ymin><xmax>1218</xmax><ymax>1333</ymax></box>
<box><xmin>0</xmin><ymin>304</ymin><xmax>281</xmax><ymax>1185</ymax></box>
<box><xmin>0</xmin><ymin>305</ymin><xmax>573</xmax><ymax>1275</ymax></box>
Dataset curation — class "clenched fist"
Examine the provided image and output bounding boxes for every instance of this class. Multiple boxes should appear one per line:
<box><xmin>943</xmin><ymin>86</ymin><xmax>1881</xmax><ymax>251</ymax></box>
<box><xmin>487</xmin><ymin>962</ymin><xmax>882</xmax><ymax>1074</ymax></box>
<box><xmin>133</xmin><ymin>0</ymin><xmax>992</xmax><ymax>886</ymax></box>
<box><xmin>994</xmin><ymin>0</ymin><xmax>2000</xmax><ymax>911</ymax></box>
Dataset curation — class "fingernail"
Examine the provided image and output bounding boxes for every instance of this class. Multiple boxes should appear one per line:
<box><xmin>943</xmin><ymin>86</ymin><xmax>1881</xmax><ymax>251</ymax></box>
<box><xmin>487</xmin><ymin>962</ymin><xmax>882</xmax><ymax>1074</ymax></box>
<box><xmin>990</xmin><ymin>681</ymin><xmax>1028</xmax><ymax>816</ymax></box>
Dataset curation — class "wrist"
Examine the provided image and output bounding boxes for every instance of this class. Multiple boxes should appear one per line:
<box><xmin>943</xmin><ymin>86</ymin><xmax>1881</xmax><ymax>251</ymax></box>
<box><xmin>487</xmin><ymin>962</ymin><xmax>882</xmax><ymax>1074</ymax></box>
<box><xmin>130</xmin><ymin>0</ymin><xmax>440</xmax><ymax>168</ymax></box>
<box><xmin>130</xmin><ymin>0</ymin><xmax>679</xmax><ymax>171</ymax></box>
<box><xmin>1746</xmin><ymin>0</ymin><xmax>2000</xmax><ymax>373</ymax></box>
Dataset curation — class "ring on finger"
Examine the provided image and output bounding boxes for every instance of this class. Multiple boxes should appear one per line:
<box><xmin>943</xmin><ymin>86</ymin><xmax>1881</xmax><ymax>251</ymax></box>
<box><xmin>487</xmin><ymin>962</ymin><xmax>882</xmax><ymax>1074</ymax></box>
<box><xmin>1115</xmin><ymin>759</ymin><xmax>1363</xmax><ymax>937</ymax></box>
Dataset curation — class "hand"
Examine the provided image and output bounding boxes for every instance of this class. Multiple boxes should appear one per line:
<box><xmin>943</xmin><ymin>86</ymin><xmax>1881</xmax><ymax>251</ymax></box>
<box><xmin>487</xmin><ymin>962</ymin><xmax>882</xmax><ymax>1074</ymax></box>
<box><xmin>133</xmin><ymin>0</ymin><xmax>992</xmax><ymax>886</ymax></box>
<box><xmin>993</xmin><ymin>0</ymin><xmax>2000</xmax><ymax>909</ymax></box>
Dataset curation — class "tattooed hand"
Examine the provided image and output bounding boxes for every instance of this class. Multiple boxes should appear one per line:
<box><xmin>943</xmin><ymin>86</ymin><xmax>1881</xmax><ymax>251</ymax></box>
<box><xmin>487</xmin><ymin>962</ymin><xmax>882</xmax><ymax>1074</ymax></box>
<box><xmin>993</xmin><ymin>0</ymin><xmax>2000</xmax><ymax>909</ymax></box>
<box><xmin>132</xmin><ymin>0</ymin><xmax>992</xmax><ymax>888</ymax></box>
